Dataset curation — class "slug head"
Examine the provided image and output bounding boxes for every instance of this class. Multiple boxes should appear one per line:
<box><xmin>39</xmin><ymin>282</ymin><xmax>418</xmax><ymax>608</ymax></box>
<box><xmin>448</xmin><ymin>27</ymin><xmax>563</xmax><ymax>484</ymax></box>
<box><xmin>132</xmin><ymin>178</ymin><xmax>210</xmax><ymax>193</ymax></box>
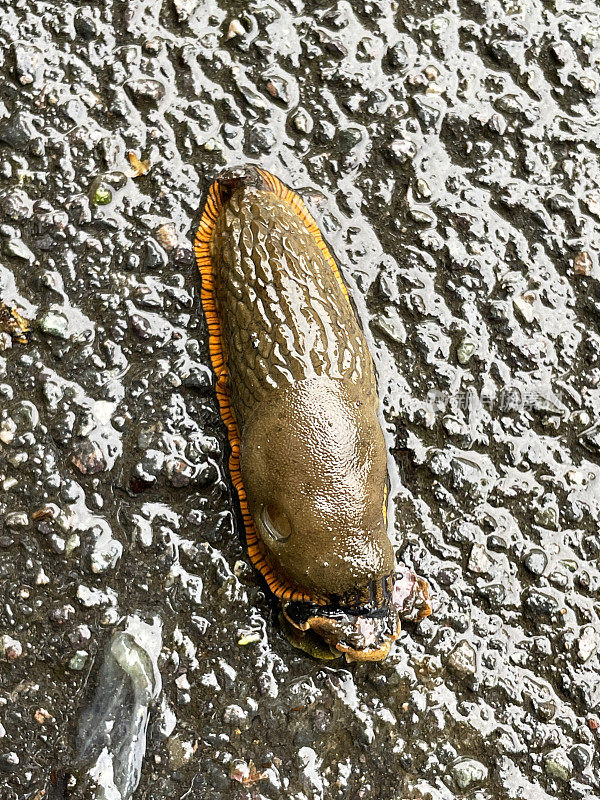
<box><xmin>281</xmin><ymin>567</ymin><xmax>431</xmax><ymax>661</ymax></box>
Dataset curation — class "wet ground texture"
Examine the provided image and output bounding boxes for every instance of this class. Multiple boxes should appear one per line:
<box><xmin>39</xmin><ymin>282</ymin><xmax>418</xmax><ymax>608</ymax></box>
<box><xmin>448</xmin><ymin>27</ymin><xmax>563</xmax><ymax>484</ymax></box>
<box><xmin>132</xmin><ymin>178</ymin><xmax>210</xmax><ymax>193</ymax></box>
<box><xmin>1</xmin><ymin>0</ymin><xmax>600</xmax><ymax>798</ymax></box>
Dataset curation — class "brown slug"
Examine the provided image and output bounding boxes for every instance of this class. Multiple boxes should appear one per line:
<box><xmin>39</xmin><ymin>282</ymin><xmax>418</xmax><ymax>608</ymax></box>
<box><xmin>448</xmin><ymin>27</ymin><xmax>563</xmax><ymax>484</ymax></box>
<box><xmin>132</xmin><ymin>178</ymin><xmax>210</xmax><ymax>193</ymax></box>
<box><xmin>194</xmin><ymin>165</ymin><xmax>431</xmax><ymax>661</ymax></box>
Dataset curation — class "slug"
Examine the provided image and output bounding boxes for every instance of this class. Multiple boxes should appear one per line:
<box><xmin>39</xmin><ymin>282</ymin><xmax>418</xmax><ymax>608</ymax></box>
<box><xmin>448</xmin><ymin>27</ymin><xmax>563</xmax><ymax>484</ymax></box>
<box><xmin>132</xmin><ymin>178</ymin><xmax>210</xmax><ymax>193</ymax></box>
<box><xmin>194</xmin><ymin>165</ymin><xmax>431</xmax><ymax>661</ymax></box>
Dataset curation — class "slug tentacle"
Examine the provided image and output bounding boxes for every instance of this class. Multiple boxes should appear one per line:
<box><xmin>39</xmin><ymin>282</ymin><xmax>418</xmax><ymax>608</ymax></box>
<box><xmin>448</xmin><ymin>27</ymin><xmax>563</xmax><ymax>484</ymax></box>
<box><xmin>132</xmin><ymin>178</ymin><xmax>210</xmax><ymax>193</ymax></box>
<box><xmin>195</xmin><ymin>165</ymin><xmax>431</xmax><ymax>661</ymax></box>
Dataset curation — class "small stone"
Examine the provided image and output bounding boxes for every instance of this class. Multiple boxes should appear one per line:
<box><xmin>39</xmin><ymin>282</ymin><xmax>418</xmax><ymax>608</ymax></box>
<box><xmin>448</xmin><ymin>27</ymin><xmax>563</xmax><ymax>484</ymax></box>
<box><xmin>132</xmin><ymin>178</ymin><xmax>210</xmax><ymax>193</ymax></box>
<box><xmin>580</xmin><ymin>75</ymin><xmax>598</xmax><ymax>94</ymax></box>
<box><xmin>447</xmin><ymin>640</ymin><xmax>476</xmax><ymax>676</ymax></box>
<box><xmin>523</xmin><ymin>589</ymin><xmax>558</xmax><ymax>615</ymax></box>
<box><xmin>479</xmin><ymin>583</ymin><xmax>506</xmax><ymax>607</ymax></box>
<box><xmin>437</xmin><ymin>567</ymin><xmax>459</xmax><ymax>586</ymax></box>
<box><xmin>34</xmin><ymin>708</ymin><xmax>52</xmax><ymax>724</ymax></box>
<box><xmin>0</xmin><ymin>635</ymin><xmax>22</xmax><ymax>662</ymax></box>
<box><xmin>247</xmin><ymin>126</ymin><xmax>276</xmax><ymax>154</ymax></box>
<box><xmin>577</xmin><ymin>625</ymin><xmax>598</xmax><ymax>663</ymax></box>
<box><xmin>534</xmin><ymin>505</ymin><xmax>558</xmax><ymax>529</ymax></box>
<box><xmin>175</xmin><ymin>673</ymin><xmax>191</xmax><ymax>691</ymax></box>
<box><xmin>387</xmin><ymin>40</ymin><xmax>409</xmax><ymax>68</ymax></box>
<box><xmin>265</xmin><ymin>77</ymin><xmax>290</xmax><ymax>105</ymax></box>
<box><xmin>374</xmin><ymin>307</ymin><xmax>406</xmax><ymax>344</ymax></box>
<box><xmin>71</xmin><ymin>440</ymin><xmax>106</xmax><ymax>475</ymax></box>
<box><xmin>226</xmin><ymin>19</ymin><xmax>245</xmax><ymax>39</ymax></box>
<box><xmin>92</xmin><ymin>184</ymin><xmax>112</xmax><ymax>206</ymax></box>
<box><xmin>143</xmin><ymin>239</ymin><xmax>168</xmax><ymax>270</ymax></box>
<box><xmin>513</xmin><ymin>294</ymin><xmax>535</xmax><ymax>323</ymax></box>
<box><xmin>322</xmin><ymin>37</ymin><xmax>348</xmax><ymax>58</ymax></box>
<box><xmin>74</xmin><ymin>8</ymin><xmax>98</xmax><ymax>39</ymax></box>
<box><xmin>223</xmin><ymin>704</ymin><xmax>248</xmax><ymax>726</ymax></box>
<box><xmin>487</xmin><ymin>113</ymin><xmax>506</xmax><ymax>134</ymax></box>
<box><xmin>48</xmin><ymin>604</ymin><xmax>75</xmax><ymax>625</ymax></box>
<box><xmin>388</xmin><ymin>138</ymin><xmax>416</xmax><ymax>163</ymax></box>
<box><xmin>13</xmin><ymin>43</ymin><xmax>41</xmax><ymax>85</ymax></box>
<box><xmin>0</xmin><ymin>111</ymin><xmax>37</xmax><ymax>149</ymax></box>
<box><xmin>69</xmin><ymin>650</ymin><xmax>88</xmax><ymax>671</ymax></box>
<box><xmin>5</xmin><ymin>512</ymin><xmax>28</xmax><ymax>528</ymax></box>
<box><xmin>0</xmin><ymin>752</ymin><xmax>19</xmax><ymax>768</ymax></box>
<box><xmin>414</xmin><ymin>97</ymin><xmax>441</xmax><ymax>128</ymax></box>
<box><xmin>569</xmin><ymin>745</ymin><xmax>591</xmax><ymax>772</ymax></box>
<box><xmin>573</xmin><ymin>251</ymin><xmax>592</xmax><ymax>276</ymax></box>
<box><xmin>155</xmin><ymin>223</ymin><xmax>178</xmax><ymax>251</ymax></box>
<box><xmin>5</xmin><ymin>238</ymin><xmax>34</xmax><ymax>262</ymax></box>
<box><xmin>167</xmin><ymin>736</ymin><xmax>196</xmax><ymax>768</ymax></box>
<box><xmin>450</xmin><ymin>758</ymin><xmax>488</xmax><ymax>790</ymax></box>
<box><xmin>64</xmin><ymin>534</ymin><xmax>80</xmax><ymax>556</ymax></box>
<box><xmin>292</xmin><ymin>108</ymin><xmax>313</xmax><ymax>134</ymax></box>
<box><xmin>415</xmin><ymin>178</ymin><xmax>432</xmax><ymax>200</ymax></box>
<box><xmin>523</xmin><ymin>548</ymin><xmax>548</xmax><ymax>576</ymax></box>
<box><xmin>76</xmin><ymin>585</ymin><xmax>115</xmax><ymax>608</ymax></box>
<box><xmin>38</xmin><ymin>310</ymin><xmax>70</xmax><ymax>339</ymax></box>
<box><xmin>337</xmin><ymin>127</ymin><xmax>362</xmax><ymax>153</ymax></box>
<box><xmin>172</xmin><ymin>0</ymin><xmax>196</xmax><ymax>22</ymax></box>
<box><xmin>125</xmin><ymin>78</ymin><xmax>166</xmax><ymax>105</ymax></box>
<box><xmin>90</xmin><ymin>537</ymin><xmax>122</xmax><ymax>574</ymax></box>
<box><xmin>544</xmin><ymin>749</ymin><xmax>572</xmax><ymax>782</ymax></box>
<box><xmin>35</xmin><ymin>569</ymin><xmax>50</xmax><ymax>585</ymax></box>
<box><xmin>457</xmin><ymin>338</ymin><xmax>475</xmax><ymax>364</ymax></box>
<box><xmin>167</xmin><ymin>457</ymin><xmax>194</xmax><ymax>488</ymax></box>
<box><xmin>467</xmin><ymin>543</ymin><xmax>493</xmax><ymax>575</ymax></box>
<box><xmin>203</xmin><ymin>137</ymin><xmax>221</xmax><ymax>152</ymax></box>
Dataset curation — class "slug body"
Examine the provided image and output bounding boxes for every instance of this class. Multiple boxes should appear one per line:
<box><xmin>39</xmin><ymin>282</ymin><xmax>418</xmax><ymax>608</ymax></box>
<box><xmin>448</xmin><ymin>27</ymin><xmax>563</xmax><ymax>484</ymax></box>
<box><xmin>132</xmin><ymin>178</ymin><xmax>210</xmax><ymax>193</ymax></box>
<box><xmin>195</xmin><ymin>166</ymin><xmax>430</xmax><ymax>661</ymax></box>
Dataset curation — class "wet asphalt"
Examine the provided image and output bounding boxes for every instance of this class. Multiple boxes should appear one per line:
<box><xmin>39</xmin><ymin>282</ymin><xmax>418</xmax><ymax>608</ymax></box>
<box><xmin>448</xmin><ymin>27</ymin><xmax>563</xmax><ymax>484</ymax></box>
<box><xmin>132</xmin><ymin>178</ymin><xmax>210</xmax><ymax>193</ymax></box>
<box><xmin>0</xmin><ymin>0</ymin><xmax>600</xmax><ymax>798</ymax></box>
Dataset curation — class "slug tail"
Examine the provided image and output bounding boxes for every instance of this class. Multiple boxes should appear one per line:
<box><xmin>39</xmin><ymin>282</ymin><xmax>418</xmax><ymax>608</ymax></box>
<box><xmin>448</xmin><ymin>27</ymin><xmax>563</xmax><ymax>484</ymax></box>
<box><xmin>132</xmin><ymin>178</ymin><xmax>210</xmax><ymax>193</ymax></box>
<box><xmin>195</xmin><ymin>167</ymin><xmax>330</xmax><ymax>607</ymax></box>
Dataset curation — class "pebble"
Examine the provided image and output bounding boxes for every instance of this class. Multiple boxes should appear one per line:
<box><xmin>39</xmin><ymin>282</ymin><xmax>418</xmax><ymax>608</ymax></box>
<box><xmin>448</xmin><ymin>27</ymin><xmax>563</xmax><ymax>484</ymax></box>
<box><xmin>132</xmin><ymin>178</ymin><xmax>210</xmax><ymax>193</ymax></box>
<box><xmin>467</xmin><ymin>543</ymin><xmax>493</xmax><ymax>575</ymax></box>
<box><xmin>457</xmin><ymin>338</ymin><xmax>475</xmax><ymax>364</ymax></box>
<box><xmin>71</xmin><ymin>440</ymin><xmax>106</xmax><ymax>475</ymax></box>
<box><xmin>5</xmin><ymin>237</ymin><xmax>34</xmax><ymax>262</ymax></box>
<box><xmin>143</xmin><ymin>239</ymin><xmax>169</xmax><ymax>269</ymax></box>
<box><xmin>523</xmin><ymin>589</ymin><xmax>558</xmax><ymax>615</ymax></box>
<box><xmin>523</xmin><ymin>549</ymin><xmax>548</xmax><ymax>576</ymax></box>
<box><xmin>292</xmin><ymin>108</ymin><xmax>313</xmax><ymax>134</ymax></box>
<box><xmin>69</xmin><ymin>651</ymin><xmax>89</xmax><ymax>670</ymax></box>
<box><xmin>0</xmin><ymin>635</ymin><xmax>22</xmax><ymax>661</ymax></box>
<box><xmin>38</xmin><ymin>310</ymin><xmax>70</xmax><ymax>339</ymax></box>
<box><xmin>450</xmin><ymin>758</ymin><xmax>488</xmax><ymax>790</ymax></box>
<box><xmin>574</xmin><ymin>251</ymin><xmax>593</xmax><ymax>276</ymax></box>
<box><xmin>91</xmin><ymin>184</ymin><xmax>112</xmax><ymax>206</ymax></box>
<box><xmin>447</xmin><ymin>641</ymin><xmax>476</xmax><ymax>676</ymax></box>
<box><xmin>374</xmin><ymin>307</ymin><xmax>406</xmax><ymax>344</ymax></box>
<box><xmin>125</xmin><ymin>78</ymin><xmax>166</xmax><ymax>105</ymax></box>
<box><xmin>155</xmin><ymin>222</ymin><xmax>178</xmax><ymax>251</ymax></box>
<box><xmin>544</xmin><ymin>748</ymin><xmax>572</xmax><ymax>781</ymax></box>
<box><xmin>226</xmin><ymin>19</ymin><xmax>245</xmax><ymax>40</ymax></box>
<box><xmin>223</xmin><ymin>703</ymin><xmax>248</xmax><ymax>727</ymax></box>
<box><xmin>577</xmin><ymin>625</ymin><xmax>598</xmax><ymax>663</ymax></box>
<box><xmin>5</xmin><ymin>512</ymin><xmax>28</xmax><ymax>528</ymax></box>
<box><xmin>0</xmin><ymin>111</ymin><xmax>37</xmax><ymax>148</ymax></box>
<box><xmin>76</xmin><ymin>585</ymin><xmax>116</xmax><ymax>608</ymax></box>
<box><xmin>513</xmin><ymin>294</ymin><xmax>535</xmax><ymax>323</ymax></box>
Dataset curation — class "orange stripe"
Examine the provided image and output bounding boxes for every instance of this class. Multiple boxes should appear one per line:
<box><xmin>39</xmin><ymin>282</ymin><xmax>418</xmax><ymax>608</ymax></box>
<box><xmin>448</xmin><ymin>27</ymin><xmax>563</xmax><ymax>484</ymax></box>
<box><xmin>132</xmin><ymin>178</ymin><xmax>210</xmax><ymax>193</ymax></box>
<box><xmin>195</xmin><ymin>168</ymin><xmax>339</xmax><ymax>607</ymax></box>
